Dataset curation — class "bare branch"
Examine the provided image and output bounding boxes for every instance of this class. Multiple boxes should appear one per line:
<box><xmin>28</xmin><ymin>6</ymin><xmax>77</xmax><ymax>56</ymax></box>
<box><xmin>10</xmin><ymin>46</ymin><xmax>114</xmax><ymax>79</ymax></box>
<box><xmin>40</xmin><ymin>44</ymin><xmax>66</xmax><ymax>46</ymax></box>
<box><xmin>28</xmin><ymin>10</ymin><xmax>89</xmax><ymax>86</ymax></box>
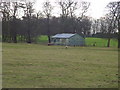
<box><xmin>58</xmin><ymin>0</ymin><xmax>78</xmax><ymax>17</ymax></box>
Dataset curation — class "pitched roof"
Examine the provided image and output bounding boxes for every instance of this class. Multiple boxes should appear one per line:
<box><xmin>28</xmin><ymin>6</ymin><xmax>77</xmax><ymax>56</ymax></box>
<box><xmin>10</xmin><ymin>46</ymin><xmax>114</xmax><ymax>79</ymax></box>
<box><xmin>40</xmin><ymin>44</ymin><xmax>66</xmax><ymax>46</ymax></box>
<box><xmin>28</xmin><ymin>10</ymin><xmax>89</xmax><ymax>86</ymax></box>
<box><xmin>52</xmin><ymin>33</ymin><xmax>75</xmax><ymax>39</ymax></box>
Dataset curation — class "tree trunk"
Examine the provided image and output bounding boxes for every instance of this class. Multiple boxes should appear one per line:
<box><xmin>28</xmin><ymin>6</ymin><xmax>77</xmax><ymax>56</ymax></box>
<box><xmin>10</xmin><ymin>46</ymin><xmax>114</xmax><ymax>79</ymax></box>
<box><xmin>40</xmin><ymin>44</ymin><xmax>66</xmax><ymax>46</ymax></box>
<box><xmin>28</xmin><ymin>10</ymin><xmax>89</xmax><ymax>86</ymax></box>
<box><xmin>13</xmin><ymin>34</ymin><xmax>17</xmax><ymax>43</ymax></box>
<box><xmin>118</xmin><ymin>33</ymin><xmax>120</xmax><ymax>48</ymax></box>
<box><xmin>118</xmin><ymin>15</ymin><xmax>120</xmax><ymax>48</ymax></box>
<box><xmin>27</xmin><ymin>29</ymin><xmax>31</xmax><ymax>43</ymax></box>
<box><xmin>47</xmin><ymin>15</ymin><xmax>51</xmax><ymax>43</ymax></box>
<box><xmin>12</xmin><ymin>18</ymin><xmax>17</xmax><ymax>43</ymax></box>
<box><xmin>107</xmin><ymin>38</ymin><xmax>111</xmax><ymax>47</ymax></box>
<box><xmin>27</xmin><ymin>19</ymin><xmax>31</xmax><ymax>43</ymax></box>
<box><xmin>61</xmin><ymin>16</ymin><xmax>66</xmax><ymax>33</ymax></box>
<box><xmin>117</xmin><ymin>1</ymin><xmax>120</xmax><ymax>48</ymax></box>
<box><xmin>107</xmin><ymin>24</ymin><xmax>112</xmax><ymax>47</ymax></box>
<box><xmin>48</xmin><ymin>35</ymin><xmax>51</xmax><ymax>43</ymax></box>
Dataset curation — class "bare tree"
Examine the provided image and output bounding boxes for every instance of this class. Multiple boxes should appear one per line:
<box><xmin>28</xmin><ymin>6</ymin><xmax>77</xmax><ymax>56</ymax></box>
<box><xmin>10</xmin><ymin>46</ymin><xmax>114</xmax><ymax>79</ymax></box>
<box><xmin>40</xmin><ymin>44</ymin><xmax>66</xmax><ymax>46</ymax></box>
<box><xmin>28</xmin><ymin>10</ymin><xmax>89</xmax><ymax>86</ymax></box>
<box><xmin>106</xmin><ymin>1</ymin><xmax>119</xmax><ymax>47</ymax></box>
<box><xmin>91</xmin><ymin>19</ymin><xmax>100</xmax><ymax>34</ymax></box>
<box><xmin>58</xmin><ymin>0</ymin><xmax>78</xmax><ymax>33</ymax></box>
<box><xmin>10</xmin><ymin>1</ymin><xmax>27</xmax><ymax>43</ymax></box>
<box><xmin>58</xmin><ymin>0</ymin><xmax>77</xmax><ymax>17</ymax></box>
<box><xmin>79</xmin><ymin>1</ymin><xmax>90</xmax><ymax>18</ymax></box>
<box><xmin>0</xmin><ymin>2</ymin><xmax>11</xmax><ymax>42</ymax></box>
<box><xmin>11</xmin><ymin>2</ymin><xmax>20</xmax><ymax>43</ymax></box>
<box><xmin>23</xmin><ymin>2</ymin><xmax>35</xmax><ymax>43</ymax></box>
<box><xmin>99</xmin><ymin>17</ymin><xmax>110</xmax><ymax>34</ymax></box>
<box><xmin>76</xmin><ymin>1</ymin><xmax>91</xmax><ymax>36</ymax></box>
<box><xmin>117</xmin><ymin>2</ymin><xmax>120</xmax><ymax>48</ymax></box>
<box><xmin>0</xmin><ymin>1</ymin><xmax>25</xmax><ymax>43</ymax></box>
<box><xmin>43</xmin><ymin>1</ymin><xmax>53</xmax><ymax>43</ymax></box>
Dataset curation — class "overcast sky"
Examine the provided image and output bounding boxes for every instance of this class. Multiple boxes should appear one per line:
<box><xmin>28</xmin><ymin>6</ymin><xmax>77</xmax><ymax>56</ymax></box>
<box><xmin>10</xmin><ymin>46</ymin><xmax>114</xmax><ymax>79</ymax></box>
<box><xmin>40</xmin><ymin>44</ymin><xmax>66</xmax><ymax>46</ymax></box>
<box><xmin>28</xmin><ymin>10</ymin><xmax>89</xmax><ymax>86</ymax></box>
<box><xmin>34</xmin><ymin>0</ymin><xmax>119</xmax><ymax>19</ymax></box>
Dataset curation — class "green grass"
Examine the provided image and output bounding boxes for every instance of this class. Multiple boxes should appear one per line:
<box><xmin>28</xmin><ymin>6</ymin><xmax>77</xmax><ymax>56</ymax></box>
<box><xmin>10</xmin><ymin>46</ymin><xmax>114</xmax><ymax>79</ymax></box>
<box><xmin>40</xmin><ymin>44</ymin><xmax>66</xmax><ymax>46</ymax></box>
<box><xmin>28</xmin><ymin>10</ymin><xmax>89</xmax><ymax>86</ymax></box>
<box><xmin>3</xmin><ymin>43</ymin><xmax>118</xmax><ymax>88</ymax></box>
<box><xmin>85</xmin><ymin>37</ymin><xmax>118</xmax><ymax>47</ymax></box>
<box><xmin>38</xmin><ymin>35</ymin><xmax>48</xmax><ymax>42</ymax></box>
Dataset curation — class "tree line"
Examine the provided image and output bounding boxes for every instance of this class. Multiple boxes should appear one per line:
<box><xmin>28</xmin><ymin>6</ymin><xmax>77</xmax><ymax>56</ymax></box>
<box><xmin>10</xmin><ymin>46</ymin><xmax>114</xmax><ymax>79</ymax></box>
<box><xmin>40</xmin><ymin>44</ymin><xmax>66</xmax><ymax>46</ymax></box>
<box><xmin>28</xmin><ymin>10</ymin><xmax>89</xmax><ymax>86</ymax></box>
<box><xmin>0</xmin><ymin>0</ymin><xmax>120</xmax><ymax>48</ymax></box>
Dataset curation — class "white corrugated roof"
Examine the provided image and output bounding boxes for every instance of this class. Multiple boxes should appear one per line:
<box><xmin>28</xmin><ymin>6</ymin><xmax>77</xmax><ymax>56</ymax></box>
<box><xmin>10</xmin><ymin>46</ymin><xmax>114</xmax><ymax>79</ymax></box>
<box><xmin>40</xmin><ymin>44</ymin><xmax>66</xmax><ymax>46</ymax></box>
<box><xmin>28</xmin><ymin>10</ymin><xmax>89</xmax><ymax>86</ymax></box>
<box><xmin>52</xmin><ymin>33</ymin><xmax>75</xmax><ymax>38</ymax></box>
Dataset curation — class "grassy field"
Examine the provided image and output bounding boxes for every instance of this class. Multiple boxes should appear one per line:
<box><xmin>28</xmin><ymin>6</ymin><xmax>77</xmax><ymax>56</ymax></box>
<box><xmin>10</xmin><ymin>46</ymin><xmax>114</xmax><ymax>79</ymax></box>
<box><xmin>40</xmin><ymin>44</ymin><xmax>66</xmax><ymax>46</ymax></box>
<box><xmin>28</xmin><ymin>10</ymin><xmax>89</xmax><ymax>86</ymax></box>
<box><xmin>85</xmin><ymin>38</ymin><xmax>118</xmax><ymax>47</ymax></box>
<box><xmin>37</xmin><ymin>35</ymin><xmax>118</xmax><ymax>47</ymax></box>
<box><xmin>2</xmin><ymin>43</ymin><xmax>118</xmax><ymax>88</ymax></box>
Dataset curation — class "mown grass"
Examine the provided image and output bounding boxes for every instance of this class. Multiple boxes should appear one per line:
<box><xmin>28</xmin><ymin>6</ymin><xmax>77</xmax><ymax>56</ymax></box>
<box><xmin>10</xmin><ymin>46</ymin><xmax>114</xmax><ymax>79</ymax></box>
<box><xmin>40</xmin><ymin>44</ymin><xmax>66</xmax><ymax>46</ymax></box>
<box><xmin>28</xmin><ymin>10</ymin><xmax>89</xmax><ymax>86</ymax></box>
<box><xmin>85</xmin><ymin>37</ymin><xmax>118</xmax><ymax>47</ymax></box>
<box><xmin>2</xmin><ymin>43</ymin><xmax>118</xmax><ymax>88</ymax></box>
<box><xmin>37</xmin><ymin>36</ymin><xmax>48</xmax><ymax>43</ymax></box>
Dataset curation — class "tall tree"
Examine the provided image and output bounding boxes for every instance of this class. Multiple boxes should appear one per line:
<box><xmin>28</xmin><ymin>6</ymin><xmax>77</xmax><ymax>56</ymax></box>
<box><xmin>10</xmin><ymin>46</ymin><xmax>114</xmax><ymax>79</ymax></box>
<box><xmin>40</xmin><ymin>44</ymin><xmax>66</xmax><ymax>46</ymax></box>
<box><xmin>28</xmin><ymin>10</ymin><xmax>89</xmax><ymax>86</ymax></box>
<box><xmin>91</xmin><ymin>19</ymin><xmax>100</xmax><ymax>34</ymax></box>
<box><xmin>99</xmin><ymin>18</ymin><xmax>108</xmax><ymax>34</ymax></box>
<box><xmin>24</xmin><ymin>2</ymin><xmax>35</xmax><ymax>43</ymax></box>
<box><xmin>58</xmin><ymin>0</ymin><xmax>78</xmax><ymax>33</ymax></box>
<box><xmin>117</xmin><ymin>2</ymin><xmax>120</xmax><ymax>48</ymax></box>
<box><xmin>43</xmin><ymin>1</ymin><xmax>53</xmax><ymax>43</ymax></box>
<box><xmin>0</xmin><ymin>1</ymin><xmax>25</xmax><ymax>43</ymax></box>
<box><xmin>11</xmin><ymin>2</ymin><xmax>20</xmax><ymax>43</ymax></box>
<box><xmin>106</xmin><ymin>1</ymin><xmax>119</xmax><ymax>47</ymax></box>
<box><xmin>11</xmin><ymin>1</ymin><xmax>27</xmax><ymax>43</ymax></box>
<box><xmin>0</xmin><ymin>2</ymin><xmax>11</xmax><ymax>42</ymax></box>
<box><xmin>81</xmin><ymin>16</ymin><xmax>91</xmax><ymax>36</ymax></box>
<box><xmin>77</xmin><ymin>1</ymin><xmax>91</xmax><ymax>36</ymax></box>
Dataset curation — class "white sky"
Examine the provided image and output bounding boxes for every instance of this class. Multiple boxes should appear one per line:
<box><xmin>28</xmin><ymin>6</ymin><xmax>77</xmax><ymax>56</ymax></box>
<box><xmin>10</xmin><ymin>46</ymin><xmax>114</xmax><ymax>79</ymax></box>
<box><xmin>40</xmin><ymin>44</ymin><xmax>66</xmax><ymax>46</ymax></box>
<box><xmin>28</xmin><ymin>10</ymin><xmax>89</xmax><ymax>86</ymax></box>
<box><xmin>34</xmin><ymin>0</ymin><xmax>119</xmax><ymax>19</ymax></box>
